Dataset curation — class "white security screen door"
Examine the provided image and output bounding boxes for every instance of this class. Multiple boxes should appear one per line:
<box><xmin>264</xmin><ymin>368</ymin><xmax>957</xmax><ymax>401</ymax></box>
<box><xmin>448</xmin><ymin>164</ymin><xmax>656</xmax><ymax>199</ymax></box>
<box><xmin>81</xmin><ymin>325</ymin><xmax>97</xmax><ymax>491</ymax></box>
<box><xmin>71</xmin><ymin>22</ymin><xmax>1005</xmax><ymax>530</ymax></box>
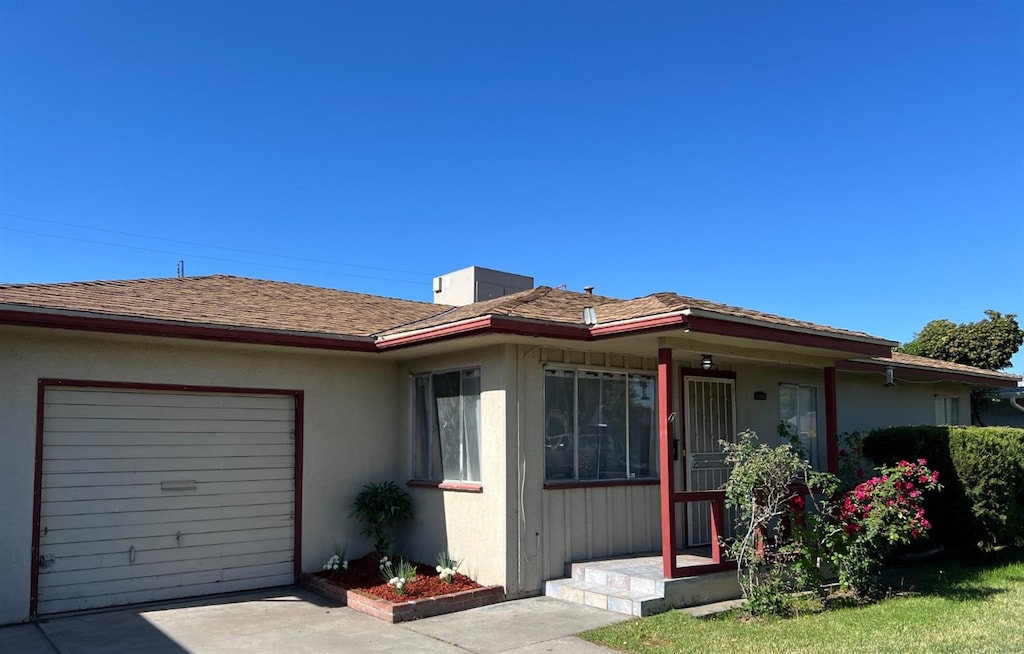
<box><xmin>684</xmin><ymin>376</ymin><xmax>737</xmax><ymax>547</ymax></box>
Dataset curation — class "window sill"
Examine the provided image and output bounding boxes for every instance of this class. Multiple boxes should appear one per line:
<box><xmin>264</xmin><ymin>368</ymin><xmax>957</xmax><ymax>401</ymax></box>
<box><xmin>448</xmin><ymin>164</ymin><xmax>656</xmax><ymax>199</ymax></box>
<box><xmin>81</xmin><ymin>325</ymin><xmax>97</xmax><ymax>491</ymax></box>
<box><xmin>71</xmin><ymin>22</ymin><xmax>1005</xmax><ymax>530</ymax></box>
<box><xmin>543</xmin><ymin>478</ymin><xmax>659</xmax><ymax>490</ymax></box>
<box><xmin>407</xmin><ymin>480</ymin><xmax>483</xmax><ymax>493</ymax></box>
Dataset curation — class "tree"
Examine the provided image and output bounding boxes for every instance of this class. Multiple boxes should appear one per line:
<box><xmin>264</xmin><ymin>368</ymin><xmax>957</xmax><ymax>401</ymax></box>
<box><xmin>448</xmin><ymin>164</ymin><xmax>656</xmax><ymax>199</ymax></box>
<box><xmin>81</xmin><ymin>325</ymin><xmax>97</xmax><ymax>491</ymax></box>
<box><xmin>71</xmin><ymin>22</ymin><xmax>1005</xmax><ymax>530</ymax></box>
<box><xmin>900</xmin><ymin>310</ymin><xmax>1023</xmax><ymax>371</ymax></box>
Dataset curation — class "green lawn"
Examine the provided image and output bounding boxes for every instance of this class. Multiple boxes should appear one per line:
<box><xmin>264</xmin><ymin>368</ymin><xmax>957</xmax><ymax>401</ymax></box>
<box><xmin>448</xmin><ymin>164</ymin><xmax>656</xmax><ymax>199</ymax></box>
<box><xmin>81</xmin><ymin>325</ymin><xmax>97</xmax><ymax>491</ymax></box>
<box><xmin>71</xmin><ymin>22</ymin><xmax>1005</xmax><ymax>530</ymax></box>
<box><xmin>581</xmin><ymin>552</ymin><xmax>1024</xmax><ymax>654</ymax></box>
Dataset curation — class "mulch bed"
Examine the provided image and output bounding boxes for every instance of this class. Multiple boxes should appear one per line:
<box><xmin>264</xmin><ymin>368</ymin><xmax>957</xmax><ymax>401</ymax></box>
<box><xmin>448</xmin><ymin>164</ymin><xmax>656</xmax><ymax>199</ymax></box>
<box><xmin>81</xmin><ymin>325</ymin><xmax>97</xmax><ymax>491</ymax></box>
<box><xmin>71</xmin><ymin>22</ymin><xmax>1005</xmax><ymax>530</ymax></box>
<box><xmin>314</xmin><ymin>552</ymin><xmax>483</xmax><ymax>602</ymax></box>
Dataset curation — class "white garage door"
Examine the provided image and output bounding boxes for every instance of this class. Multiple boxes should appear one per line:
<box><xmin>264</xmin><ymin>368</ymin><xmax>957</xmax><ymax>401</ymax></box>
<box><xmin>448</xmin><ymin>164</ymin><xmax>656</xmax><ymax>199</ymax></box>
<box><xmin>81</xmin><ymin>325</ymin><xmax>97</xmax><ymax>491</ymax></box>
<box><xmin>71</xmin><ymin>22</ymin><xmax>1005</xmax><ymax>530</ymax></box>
<box><xmin>37</xmin><ymin>386</ymin><xmax>297</xmax><ymax>615</ymax></box>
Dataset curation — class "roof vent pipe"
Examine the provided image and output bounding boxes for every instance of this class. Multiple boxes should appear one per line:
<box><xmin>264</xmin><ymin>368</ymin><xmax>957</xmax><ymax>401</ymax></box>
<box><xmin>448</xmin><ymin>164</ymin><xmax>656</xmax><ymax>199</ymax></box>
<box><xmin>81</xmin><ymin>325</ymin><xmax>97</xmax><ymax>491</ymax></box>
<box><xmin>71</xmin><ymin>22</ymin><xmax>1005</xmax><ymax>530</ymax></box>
<box><xmin>584</xmin><ymin>286</ymin><xmax>594</xmax><ymax>295</ymax></box>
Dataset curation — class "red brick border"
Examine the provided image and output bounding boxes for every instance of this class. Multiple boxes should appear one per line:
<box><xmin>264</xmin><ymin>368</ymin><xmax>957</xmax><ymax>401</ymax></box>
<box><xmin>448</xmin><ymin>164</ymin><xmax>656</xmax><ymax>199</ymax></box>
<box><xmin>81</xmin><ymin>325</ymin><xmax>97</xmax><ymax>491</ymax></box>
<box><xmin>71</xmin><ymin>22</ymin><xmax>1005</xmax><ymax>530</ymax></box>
<box><xmin>300</xmin><ymin>574</ymin><xmax>504</xmax><ymax>623</ymax></box>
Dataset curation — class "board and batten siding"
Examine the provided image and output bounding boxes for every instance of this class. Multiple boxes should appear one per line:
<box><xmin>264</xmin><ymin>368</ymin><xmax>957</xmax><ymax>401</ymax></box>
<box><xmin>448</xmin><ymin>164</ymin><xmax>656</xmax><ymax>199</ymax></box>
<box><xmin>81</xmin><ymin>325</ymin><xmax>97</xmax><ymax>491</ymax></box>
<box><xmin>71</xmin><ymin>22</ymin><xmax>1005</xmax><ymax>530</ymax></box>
<box><xmin>541</xmin><ymin>484</ymin><xmax>660</xmax><ymax>580</ymax></box>
<box><xmin>37</xmin><ymin>386</ymin><xmax>297</xmax><ymax>615</ymax></box>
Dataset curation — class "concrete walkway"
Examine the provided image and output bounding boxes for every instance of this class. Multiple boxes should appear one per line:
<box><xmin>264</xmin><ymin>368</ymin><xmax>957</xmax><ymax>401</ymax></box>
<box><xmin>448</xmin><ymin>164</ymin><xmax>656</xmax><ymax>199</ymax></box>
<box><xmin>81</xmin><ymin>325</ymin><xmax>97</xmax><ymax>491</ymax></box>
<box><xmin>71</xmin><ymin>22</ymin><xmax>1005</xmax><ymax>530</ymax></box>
<box><xmin>0</xmin><ymin>589</ymin><xmax>629</xmax><ymax>654</ymax></box>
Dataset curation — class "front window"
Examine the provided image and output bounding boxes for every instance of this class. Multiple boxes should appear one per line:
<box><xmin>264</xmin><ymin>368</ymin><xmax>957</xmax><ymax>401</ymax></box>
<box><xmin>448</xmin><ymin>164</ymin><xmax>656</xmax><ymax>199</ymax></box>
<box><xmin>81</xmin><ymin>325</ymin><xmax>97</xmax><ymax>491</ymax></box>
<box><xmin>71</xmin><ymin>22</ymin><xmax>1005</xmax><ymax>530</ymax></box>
<box><xmin>544</xmin><ymin>368</ymin><xmax>657</xmax><ymax>482</ymax></box>
<box><xmin>413</xmin><ymin>368</ymin><xmax>481</xmax><ymax>482</ymax></box>
<box><xmin>780</xmin><ymin>383</ymin><xmax>821</xmax><ymax>469</ymax></box>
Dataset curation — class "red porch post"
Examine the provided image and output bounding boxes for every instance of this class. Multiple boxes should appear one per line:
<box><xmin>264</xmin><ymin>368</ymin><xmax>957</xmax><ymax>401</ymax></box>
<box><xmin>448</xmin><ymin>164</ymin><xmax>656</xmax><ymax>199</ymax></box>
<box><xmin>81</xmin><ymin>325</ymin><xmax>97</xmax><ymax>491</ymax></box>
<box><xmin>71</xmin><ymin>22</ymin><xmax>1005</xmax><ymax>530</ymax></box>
<box><xmin>658</xmin><ymin>347</ymin><xmax>676</xmax><ymax>578</ymax></box>
<box><xmin>825</xmin><ymin>366</ymin><xmax>839</xmax><ymax>474</ymax></box>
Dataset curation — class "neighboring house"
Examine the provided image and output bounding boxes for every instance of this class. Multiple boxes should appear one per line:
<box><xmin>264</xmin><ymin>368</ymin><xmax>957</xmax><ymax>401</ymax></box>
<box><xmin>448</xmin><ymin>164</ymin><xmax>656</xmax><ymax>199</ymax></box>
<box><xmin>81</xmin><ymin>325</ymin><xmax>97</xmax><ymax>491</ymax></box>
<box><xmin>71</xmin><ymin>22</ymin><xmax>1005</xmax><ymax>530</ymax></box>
<box><xmin>979</xmin><ymin>387</ymin><xmax>1024</xmax><ymax>428</ymax></box>
<box><xmin>0</xmin><ymin>266</ymin><xmax>1018</xmax><ymax>625</ymax></box>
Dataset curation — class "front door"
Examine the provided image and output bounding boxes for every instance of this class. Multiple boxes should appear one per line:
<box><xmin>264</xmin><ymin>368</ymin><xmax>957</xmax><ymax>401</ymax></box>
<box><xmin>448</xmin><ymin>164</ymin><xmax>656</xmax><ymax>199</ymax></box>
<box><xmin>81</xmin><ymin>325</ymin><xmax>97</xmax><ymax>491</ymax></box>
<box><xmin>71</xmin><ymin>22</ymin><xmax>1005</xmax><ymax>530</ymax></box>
<box><xmin>683</xmin><ymin>375</ymin><xmax>737</xmax><ymax>547</ymax></box>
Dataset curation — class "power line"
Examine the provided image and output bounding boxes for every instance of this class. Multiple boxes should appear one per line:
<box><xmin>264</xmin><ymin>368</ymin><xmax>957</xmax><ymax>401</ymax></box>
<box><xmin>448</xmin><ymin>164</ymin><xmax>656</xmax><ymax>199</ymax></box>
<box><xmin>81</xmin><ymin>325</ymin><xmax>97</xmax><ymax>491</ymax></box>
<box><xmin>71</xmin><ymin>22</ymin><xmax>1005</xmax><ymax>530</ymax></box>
<box><xmin>0</xmin><ymin>225</ymin><xmax>424</xmax><ymax>285</ymax></box>
<box><xmin>0</xmin><ymin>210</ymin><xmax>429</xmax><ymax>277</ymax></box>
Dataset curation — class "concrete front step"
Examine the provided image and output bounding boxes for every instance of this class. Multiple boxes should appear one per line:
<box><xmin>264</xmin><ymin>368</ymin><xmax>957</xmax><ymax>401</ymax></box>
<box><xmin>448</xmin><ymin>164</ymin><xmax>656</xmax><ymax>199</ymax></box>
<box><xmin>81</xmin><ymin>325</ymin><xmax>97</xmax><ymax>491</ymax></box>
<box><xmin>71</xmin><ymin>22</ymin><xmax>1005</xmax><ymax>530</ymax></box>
<box><xmin>545</xmin><ymin>558</ymin><xmax>741</xmax><ymax>617</ymax></box>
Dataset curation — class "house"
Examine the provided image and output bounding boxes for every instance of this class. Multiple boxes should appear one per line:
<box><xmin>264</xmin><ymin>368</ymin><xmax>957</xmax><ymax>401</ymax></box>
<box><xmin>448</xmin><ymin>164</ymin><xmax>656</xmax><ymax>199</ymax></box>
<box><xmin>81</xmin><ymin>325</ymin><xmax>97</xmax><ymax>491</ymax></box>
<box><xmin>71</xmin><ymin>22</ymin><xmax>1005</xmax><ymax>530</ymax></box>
<box><xmin>0</xmin><ymin>266</ymin><xmax>1018</xmax><ymax>625</ymax></box>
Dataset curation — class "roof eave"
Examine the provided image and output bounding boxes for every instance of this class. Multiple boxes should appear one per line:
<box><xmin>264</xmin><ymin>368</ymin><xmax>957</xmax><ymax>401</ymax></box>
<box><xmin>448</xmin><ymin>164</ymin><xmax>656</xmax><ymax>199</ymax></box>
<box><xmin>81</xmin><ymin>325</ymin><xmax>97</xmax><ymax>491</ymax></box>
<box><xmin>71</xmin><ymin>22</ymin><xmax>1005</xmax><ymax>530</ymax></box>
<box><xmin>837</xmin><ymin>358</ymin><xmax>1021</xmax><ymax>387</ymax></box>
<box><xmin>0</xmin><ymin>306</ymin><xmax>378</xmax><ymax>353</ymax></box>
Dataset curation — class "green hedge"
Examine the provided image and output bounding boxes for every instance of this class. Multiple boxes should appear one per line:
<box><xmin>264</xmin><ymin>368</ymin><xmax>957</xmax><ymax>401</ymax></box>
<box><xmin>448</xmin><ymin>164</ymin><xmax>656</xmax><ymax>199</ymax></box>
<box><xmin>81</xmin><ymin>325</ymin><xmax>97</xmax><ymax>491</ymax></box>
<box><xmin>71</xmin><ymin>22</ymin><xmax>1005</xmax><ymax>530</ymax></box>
<box><xmin>862</xmin><ymin>425</ymin><xmax>1024</xmax><ymax>550</ymax></box>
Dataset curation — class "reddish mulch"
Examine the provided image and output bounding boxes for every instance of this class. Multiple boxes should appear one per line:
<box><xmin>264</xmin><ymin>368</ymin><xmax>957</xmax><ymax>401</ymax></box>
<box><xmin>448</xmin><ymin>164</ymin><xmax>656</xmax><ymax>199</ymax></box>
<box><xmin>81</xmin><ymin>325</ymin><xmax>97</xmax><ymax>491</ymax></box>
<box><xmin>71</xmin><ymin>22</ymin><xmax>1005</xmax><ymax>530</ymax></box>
<box><xmin>315</xmin><ymin>552</ymin><xmax>482</xmax><ymax>603</ymax></box>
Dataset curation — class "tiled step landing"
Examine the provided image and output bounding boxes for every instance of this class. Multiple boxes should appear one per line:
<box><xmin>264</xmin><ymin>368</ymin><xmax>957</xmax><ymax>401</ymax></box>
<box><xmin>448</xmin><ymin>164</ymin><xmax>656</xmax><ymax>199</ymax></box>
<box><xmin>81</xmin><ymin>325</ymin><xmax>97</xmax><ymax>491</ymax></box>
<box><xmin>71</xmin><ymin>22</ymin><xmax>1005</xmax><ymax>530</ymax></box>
<box><xmin>544</xmin><ymin>555</ymin><xmax>740</xmax><ymax>617</ymax></box>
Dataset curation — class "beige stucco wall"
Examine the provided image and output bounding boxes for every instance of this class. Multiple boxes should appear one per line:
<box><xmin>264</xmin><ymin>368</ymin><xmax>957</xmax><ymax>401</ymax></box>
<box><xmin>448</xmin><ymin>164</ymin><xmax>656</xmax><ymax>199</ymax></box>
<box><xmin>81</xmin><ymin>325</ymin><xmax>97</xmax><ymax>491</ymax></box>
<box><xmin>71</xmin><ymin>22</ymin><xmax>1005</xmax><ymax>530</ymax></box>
<box><xmin>836</xmin><ymin>370</ymin><xmax>971</xmax><ymax>432</ymax></box>
<box><xmin>394</xmin><ymin>344</ymin><xmax>514</xmax><ymax>594</ymax></box>
<box><xmin>0</xmin><ymin>325</ymin><xmax>399</xmax><ymax>625</ymax></box>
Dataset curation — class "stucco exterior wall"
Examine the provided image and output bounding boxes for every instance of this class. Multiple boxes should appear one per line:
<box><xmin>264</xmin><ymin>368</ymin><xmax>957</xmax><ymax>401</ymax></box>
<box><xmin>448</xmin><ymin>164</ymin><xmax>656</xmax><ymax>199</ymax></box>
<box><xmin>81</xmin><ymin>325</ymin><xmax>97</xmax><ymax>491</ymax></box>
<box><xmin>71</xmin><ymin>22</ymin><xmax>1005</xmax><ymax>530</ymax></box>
<box><xmin>394</xmin><ymin>344</ymin><xmax>513</xmax><ymax>594</ymax></box>
<box><xmin>836</xmin><ymin>370</ymin><xmax>971</xmax><ymax>432</ymax></box>
<box><xmin>733</xmin><ymin>363</ymin><xmax>829</xmax><ymax>468</ymax></box>
<box><xmin>0</xmin><ymin>326</ymin><xmax>399</xmax><ymax>626</ymax></box>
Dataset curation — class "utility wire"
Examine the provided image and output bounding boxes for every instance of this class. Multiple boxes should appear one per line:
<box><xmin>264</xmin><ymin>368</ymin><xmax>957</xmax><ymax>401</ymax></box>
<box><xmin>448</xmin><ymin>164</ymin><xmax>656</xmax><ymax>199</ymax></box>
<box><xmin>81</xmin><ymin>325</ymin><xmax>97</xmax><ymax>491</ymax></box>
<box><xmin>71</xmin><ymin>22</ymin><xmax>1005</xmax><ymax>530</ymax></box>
<box><xmin>0</xmin><ymin>225</ymin><xmax>424</xmax><ymax>285</ymax></box>
<box><xmin>0</xmin><ymin>210</ymin><xmax>429</xmax><ymax>277</ymax></box>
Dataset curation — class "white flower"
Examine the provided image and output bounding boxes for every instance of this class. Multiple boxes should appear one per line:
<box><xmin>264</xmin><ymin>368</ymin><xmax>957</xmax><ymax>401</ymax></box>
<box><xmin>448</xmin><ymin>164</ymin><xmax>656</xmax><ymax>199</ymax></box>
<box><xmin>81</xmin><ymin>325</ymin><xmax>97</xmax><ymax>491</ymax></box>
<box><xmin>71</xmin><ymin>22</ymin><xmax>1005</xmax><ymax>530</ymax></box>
<box><xmin>436</xmin><ymin>565</ymin><xmax>443</xmax><ymax>573</ymax></box>
<box><xmin>342</xmin><ymin>561</ymin><xmax>349</xmax><ymax>570</ymax></box>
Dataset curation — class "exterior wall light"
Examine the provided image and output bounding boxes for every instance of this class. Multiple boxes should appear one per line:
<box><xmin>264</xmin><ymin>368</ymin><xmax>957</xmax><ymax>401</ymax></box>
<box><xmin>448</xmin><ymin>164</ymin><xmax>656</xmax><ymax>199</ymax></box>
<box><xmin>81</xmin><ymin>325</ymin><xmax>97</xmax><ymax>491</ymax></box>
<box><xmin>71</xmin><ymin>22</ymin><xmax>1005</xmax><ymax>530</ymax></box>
<box><xmin>885</xmin><ymin>365</ymin><xmax>895</xmax><ymax>387</ymax></box>
<box><xmin>701</xmin><ymin>354</ymin><xmax>714</xmax><ymax>371</ymax></box>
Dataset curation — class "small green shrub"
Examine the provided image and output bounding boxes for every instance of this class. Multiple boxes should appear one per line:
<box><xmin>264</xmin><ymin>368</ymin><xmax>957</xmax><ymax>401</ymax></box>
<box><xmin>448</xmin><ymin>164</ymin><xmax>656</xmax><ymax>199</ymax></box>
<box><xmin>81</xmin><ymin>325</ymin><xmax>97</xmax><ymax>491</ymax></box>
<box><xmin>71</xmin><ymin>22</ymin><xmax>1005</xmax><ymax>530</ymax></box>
<box><xmin>350</xmin><ymin>481</ymin><xmax>414</xmax><ymax>553</ymax></box>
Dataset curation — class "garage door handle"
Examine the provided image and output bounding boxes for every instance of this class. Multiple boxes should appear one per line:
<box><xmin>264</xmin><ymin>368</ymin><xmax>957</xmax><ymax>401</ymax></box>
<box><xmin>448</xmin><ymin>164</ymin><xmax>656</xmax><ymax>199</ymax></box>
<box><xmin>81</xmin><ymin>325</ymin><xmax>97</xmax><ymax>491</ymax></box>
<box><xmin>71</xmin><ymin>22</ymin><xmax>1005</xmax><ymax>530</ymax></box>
<box><xmin>129</xmin><ymin>546</ymin><xmax>136</xmax><ymax>564</ymax></box>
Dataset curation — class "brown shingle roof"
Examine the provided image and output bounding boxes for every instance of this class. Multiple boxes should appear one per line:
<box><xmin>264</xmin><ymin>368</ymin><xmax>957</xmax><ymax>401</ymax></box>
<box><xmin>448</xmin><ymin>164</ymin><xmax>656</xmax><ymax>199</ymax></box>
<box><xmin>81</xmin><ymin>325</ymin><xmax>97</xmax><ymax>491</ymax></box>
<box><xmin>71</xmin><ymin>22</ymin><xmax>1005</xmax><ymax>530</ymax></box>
<box><xmin>877</xmin><ymin>351</ymin><xmax>1020</xmax><ymax>381</ymax></box>
<box><xmin>0</xmin><ymin>275</ymin><xmax>448</xmax><ymax>337</ymax></box>
<box><xmin>377</xmin><ymin>286</ymin><xmax>886</xmax><ymax>342</ymax></box>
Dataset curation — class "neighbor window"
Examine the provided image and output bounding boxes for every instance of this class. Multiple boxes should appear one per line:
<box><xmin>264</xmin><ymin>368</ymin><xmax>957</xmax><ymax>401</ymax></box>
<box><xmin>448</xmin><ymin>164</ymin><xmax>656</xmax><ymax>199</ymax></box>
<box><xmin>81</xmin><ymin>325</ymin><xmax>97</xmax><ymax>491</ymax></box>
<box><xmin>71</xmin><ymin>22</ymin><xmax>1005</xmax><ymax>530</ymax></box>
<box><xmin>413</xmin><ymin>368</ymin><xmax>481</xmax><ymax>482</ymax></box>
<box><xmin>935</xmin><ymin>395</ymin><xmax>960</xmax><ymax>425</ymax></box>
<box><xmin>780</xmin><ymin>383</ymin><xmax>821</xmax><ymax>470</ymax></box>
<box><xmin>544</xmin><ymin>368</ymin><xmax>657</xmax><ymax>482</ymax></box>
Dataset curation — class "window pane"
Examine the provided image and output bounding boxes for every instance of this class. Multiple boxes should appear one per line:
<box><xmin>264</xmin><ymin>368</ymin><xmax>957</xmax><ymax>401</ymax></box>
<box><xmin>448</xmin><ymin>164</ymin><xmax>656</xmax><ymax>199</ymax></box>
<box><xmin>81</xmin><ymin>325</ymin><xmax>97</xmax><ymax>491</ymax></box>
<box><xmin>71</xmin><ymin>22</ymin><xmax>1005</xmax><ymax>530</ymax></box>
<box><xmin>545</xmin><ymin>370</ymin><xmax>576</xmax><ymax>480</ymax></box>
<box><xmin>433</xmin><ymin>371</ymin><xmax>464</xmax><ymax>481</ymax></box>
<box><xmin>599</xmin><ymin>373</ymin><xmax>628</xmax><ymax>479</ymax></box>
<box><xmin>628</xmin><ymin>375</ymin><xmax>656</xmax><ymax>479</ymax></box>
<box><xmin>577</xmin><ymin>373</ymin><xmax>603</xmax><ymax>480</ymax></box>
<box><xmin>779</xmin><ymin>385</ymin><xmax>797</xmax><ymax>444</ymax></box>
<box><xmin>462</xmin><ymin>370</ymin><xmax>481</xmax><ymax>482</ymax></box>
<box><xmin>799</xmin><ymin>386</ymin><xmax>819</xmax><ymax>469</ymax></box>
<box><xmin>950</xmin><ymin>398</ymin><xmax>959</xmax><ymax>425</ymax></box>
<box><xmin>413</xmin><ymin>375</ymin><xmax>439</xmax><ymax>480</ymax></box>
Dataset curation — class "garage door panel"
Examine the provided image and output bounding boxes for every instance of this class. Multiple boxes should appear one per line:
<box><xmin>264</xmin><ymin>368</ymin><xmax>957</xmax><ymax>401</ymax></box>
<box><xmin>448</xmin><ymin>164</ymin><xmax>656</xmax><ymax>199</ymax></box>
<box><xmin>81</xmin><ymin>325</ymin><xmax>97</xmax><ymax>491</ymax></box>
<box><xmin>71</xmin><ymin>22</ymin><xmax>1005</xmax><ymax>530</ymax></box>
<box><xmin>47</xmin><ymin>511</ymin><xmax>294</xmax><ymax>548</ymax></box>
<box><xmin>46</xmin><ymin>389</ymin><xmax>293</xmax><ymax>410</ymax></box>
<box><xmin>44</xmin><ymin>443</ymin><xmax>294</xmax><ymax>461</ymax></box>
<box><xmin>45</xmin><ymin>537</ymin><xmax>296</xmax><ymax>573</ymax></box>
<box><xmin>43</xmin><ymin>416</ymin><xmax>292</xmax><ymax>434</ymax></box>
<box><xmin>43</xmin><ymin>506</ymin><xmax>292</xmax><ymax>539</ymax></box>
<box><xmin>42</xmin><ymin>490</ymin><xmax>294</xmax><ymax>517</ymax></box>
<box><xmin>40</xmin><ymin>550</ymin><xmax>293</xmax><ymax>589</ymax></box>
<box><xmin>38</xmin><ymin>572</ymin><xmax>297</xmax><ymax>616</ymax></box>
<box><xmin>41</xmin><ymin>560</ymin><xmax>293</xmax><ymax>601</ymax></box>
<box><xmin>43</xmin><ymin>478</ymin><xmax>295</xmax><ymax>502</ymax></box>
<box><xmin>43</xmin><ymin>466</ymin><xmax>293</xmax><ymax>489</ymax></box>
<box><xmin>43</xmin><ymin>455</ymin><xmax>293</xmax><ymax>474</ymax></box>
<box><xmin>46</xmin><ymin>521</ymin><xmax>294</xmax><ymax>552</ymax></box>
<box><xmin>45</xmin><ymin>402</ymin><xmax>294</xmax><ymax>421</ymax></box>
<box><xmin>44</xmin><ymin>430</ymin><xmax>295</xmax><ymax>447</ymax></box>
<box><xmin>38</xmin><ymin>387</ymin><xmax>297</xmax><ymax>614</ymax></box>
<box><xmin>37</xmin><ymin>564</ymin><xmax>294</xmax><ymax>618</ymax></box>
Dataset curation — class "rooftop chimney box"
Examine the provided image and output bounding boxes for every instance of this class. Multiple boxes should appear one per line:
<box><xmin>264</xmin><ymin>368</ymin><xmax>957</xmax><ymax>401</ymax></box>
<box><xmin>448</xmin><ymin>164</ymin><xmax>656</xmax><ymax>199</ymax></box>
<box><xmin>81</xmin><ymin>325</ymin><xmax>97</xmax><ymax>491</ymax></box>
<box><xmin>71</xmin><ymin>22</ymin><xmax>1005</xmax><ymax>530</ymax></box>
<box><xmin>433</xmin><ymin>266</ymin><xmax>534</xmax><ymax>306</ymax></box>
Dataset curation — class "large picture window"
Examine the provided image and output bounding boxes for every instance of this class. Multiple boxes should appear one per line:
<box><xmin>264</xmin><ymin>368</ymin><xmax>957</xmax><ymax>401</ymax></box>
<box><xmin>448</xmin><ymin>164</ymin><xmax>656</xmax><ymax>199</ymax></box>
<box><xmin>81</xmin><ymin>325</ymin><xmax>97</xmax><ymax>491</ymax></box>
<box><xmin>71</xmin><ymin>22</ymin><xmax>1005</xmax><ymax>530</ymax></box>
<box><xmin>780</xmin><ymin>383</ymin><xmax>821</xmax><ymax>470</ymax></box>
<box><xmin>413</xmin><ymin>368</ymin><xmax>481</xmax><ymax>482</ymax></box>
<box><xmin>544</xmin><ymin>368</ymin><xmax>657</xmax><ymax>482</ymax></box>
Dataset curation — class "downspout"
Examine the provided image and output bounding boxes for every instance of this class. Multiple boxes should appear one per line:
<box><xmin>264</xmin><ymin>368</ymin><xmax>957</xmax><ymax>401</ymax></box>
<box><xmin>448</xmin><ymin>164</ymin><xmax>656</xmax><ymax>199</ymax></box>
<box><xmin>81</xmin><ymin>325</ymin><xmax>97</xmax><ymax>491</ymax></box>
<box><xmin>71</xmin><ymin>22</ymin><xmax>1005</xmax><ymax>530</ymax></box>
<box><xmin>1010</xmin><ymin>395</ymin><xmax>1024</xmax><ymax>415</ymax></box>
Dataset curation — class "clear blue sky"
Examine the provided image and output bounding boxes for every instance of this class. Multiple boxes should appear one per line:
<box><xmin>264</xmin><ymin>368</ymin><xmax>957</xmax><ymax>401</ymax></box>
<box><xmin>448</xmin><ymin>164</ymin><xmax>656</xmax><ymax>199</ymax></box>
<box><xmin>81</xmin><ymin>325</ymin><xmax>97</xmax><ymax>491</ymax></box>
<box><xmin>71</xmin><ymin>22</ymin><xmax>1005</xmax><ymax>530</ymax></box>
<box><xmin>1</xmin><ymin>1</ymin><xmax>1021</xmax><ymax>374</ymax></box>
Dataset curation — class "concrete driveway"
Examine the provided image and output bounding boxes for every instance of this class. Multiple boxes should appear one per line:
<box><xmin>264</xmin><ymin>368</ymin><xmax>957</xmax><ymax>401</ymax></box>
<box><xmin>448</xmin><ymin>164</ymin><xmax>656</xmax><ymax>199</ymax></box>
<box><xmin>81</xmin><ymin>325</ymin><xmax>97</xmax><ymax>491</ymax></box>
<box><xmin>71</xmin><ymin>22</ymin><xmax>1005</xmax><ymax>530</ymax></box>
<box><xmin>0</xmin><ymin>589</ymin><xmax>628</xmax><ymax>653</ymax></box>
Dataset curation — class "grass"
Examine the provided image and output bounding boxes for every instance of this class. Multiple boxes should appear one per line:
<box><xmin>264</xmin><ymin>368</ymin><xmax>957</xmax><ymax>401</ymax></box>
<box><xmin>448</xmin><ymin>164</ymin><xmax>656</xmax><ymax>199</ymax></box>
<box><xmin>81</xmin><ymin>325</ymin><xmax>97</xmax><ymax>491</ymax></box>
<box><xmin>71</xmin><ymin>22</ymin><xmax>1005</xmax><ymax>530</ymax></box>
<box><xmin>581</xmin><ymin>550</ymin><xmax>1024</xmax><ymax>654</ymax></box>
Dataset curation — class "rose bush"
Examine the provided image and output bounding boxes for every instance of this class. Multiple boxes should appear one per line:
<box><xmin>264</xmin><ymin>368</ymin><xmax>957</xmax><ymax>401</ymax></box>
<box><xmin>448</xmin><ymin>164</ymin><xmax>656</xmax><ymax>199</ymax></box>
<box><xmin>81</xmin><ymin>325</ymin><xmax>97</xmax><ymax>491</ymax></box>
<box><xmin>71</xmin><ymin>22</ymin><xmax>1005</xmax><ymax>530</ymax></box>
<box><xmin>825</xmin><ymin>459</ymin><xmax>941</xmax><ymax>595</ymax></box>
